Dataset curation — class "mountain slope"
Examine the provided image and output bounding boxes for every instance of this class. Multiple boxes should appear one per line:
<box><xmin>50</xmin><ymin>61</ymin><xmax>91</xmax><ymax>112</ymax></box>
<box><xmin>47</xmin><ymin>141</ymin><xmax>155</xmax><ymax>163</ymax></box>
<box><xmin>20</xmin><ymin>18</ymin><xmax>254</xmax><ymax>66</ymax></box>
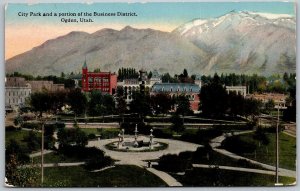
<box><xmin>6</xmin><ymin>26</ymin><xmax>209</xmax><ymax>76</ymax></box>
<box><xmin>6</xmin><ymin>11</ymin><xmax>296</xmax><ymax>76</ymax></box>
<box><xmin>173</xmin><ymin>11</ymin><xmax>296</xmax><ymax>75</ymax></box>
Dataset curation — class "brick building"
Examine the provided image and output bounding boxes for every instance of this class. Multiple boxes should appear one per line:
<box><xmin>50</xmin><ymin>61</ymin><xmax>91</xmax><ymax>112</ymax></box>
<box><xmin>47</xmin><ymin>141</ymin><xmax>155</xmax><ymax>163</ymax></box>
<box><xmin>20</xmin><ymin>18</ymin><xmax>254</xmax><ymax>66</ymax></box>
<box><xmin>81</xmin><ymin>61</ymin><xmax>117</xmax><ymax>95</ymax></box>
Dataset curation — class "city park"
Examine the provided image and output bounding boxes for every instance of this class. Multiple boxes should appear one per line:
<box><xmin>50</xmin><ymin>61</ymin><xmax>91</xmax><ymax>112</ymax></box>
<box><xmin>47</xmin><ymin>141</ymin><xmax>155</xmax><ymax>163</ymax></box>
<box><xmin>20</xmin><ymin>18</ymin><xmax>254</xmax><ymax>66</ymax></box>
<box><xmin>5</xmin><ymin>72</ymin><xmax>296</xmax><ymax>187</ymax></box>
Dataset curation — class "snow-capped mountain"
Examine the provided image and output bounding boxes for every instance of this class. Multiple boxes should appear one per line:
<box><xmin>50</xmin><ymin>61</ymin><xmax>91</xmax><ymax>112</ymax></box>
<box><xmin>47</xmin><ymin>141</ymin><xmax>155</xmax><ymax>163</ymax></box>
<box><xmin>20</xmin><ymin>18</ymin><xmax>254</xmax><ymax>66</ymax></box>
<box><xmin>173</xmin><ymin>11</ymin><xmax>296</xmax><ymax>75</ymax></box>
<box><xmin>5</xmin><ymin>11</ymin><xmax>296</xmax><ymax>76</ymax></box>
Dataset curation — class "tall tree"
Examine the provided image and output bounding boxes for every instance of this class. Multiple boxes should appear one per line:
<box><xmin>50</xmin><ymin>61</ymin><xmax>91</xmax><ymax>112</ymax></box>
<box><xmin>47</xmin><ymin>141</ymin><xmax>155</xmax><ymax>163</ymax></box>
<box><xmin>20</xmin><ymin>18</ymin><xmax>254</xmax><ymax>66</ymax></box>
<box><xmin>30</xmin><ymin>91</ymin><xmax>52</xmax><ymax>117</ymax></box>
<box><xmin>151</xmin><ymin>93</ymin><xmax>173</xmax><ymax>115</ymax></box>
<box><xmin>67</xmin><ymin>88</ymin><xmax>87</xmax><ymax>120</ymax></box>
<box><xmin>176</xmin><ymin>95</ymin><xmax>192</xmax><ymax>123</ymax></box>
<box><xmin>200</xmin><ymin>81</ymin><xmax>228</xmax><ymax>117</ymax></box>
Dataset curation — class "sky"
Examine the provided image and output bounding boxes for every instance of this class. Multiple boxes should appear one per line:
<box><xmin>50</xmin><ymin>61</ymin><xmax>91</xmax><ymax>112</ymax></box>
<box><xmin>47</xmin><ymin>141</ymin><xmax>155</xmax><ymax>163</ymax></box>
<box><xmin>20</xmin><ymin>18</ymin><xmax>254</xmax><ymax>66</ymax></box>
<box><xmin>5</xmin><ymin>2</ymin><xmax>296</xmax><ymax>59</ymax></box>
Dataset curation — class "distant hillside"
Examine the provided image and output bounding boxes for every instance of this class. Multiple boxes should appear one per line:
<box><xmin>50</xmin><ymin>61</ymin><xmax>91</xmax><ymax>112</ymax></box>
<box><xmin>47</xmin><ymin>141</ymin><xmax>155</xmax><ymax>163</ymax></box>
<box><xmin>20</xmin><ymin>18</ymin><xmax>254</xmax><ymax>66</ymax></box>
<box><xmin>5</xmin><ymin>26</ymin><xmax>209</xmax><ymax>76</ymax></box>
<box><xmin>6</xmin><ymin>11</ymin><xmax>296</xmax><ymax>76</ymax></box>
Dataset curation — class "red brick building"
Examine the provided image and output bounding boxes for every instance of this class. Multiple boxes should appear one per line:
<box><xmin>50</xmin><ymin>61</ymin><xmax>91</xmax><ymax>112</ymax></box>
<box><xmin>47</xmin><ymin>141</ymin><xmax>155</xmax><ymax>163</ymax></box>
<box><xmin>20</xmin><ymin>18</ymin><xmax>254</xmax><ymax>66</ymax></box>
<box><xmin>82</xmin><ymin>61</ymin><xmax>117</xmax><ymax>95</ymax></box>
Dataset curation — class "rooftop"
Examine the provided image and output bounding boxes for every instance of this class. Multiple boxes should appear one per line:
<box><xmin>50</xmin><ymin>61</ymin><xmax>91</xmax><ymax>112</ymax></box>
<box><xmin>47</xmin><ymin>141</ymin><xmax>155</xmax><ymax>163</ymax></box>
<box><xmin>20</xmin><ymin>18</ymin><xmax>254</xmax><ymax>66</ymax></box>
<box><xmin>152</xmin><ymin>83</ymin><xmax>200</xmax><ymax>93</ymax></box>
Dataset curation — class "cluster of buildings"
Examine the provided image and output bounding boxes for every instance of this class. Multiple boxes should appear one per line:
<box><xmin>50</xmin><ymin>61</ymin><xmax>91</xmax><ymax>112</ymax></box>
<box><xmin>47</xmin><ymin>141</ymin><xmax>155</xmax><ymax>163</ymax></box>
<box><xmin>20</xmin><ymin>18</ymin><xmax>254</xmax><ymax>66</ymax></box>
<box><xmin>5</xmin><ymin>61</ymin><xmax>288</xmax><ymax>113</ymax></box>
<box><xmin>5</xmin><ymin>77</ymin><xmax>65</xmax><ymax>111</ymax></box>
<box><xmin>81</xmin><ymin>63</ymin><xmax>202</xmax><ymax>112</ymax></box>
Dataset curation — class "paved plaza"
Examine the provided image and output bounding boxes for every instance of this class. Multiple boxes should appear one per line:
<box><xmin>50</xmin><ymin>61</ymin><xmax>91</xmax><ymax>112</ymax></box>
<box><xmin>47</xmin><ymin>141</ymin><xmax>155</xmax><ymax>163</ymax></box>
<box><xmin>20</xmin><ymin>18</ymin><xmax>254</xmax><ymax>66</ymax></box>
<box><xmin>88</xmin><ymin>136</ymin><xmax>202</xmax><ymax>166</ymax></box>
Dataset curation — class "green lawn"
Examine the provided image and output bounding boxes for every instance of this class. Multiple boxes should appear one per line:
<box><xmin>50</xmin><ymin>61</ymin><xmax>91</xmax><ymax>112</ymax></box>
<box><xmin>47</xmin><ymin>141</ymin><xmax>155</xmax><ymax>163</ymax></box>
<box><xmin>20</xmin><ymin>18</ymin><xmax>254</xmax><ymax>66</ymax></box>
<box><xmin>5</xmin><ymin>129</ymin><xmax>41</xmax><ymax>153</ymax></box>
<box><xmin>43</xmin><ymin>165</ymin><xmax>167</xmax><ymax>187</ymax></box>
<box><xmin>175</xmin><ymin>168</ymin><xmax>296</xmax><ymax>186</ymax></box>
<box><xmin>32</xmin><ymin>152</ymin><xmax>82</xmax><ymax>164</ymax></box>
<box><xmin>192</xmin><ymin>150</ymin><xmax>265</xmax><ymax>169</ymax></box>
<box><xmin>225</xmin><ymin>132</ymin><xmax>296</xmax><ymax>170</ymax></box>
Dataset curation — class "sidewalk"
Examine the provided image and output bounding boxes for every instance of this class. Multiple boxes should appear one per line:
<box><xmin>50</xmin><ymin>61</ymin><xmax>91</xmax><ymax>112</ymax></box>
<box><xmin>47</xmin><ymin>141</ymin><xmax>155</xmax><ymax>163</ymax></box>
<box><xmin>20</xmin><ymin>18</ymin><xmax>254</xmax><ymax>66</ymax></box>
<box><xmin>146</xmin><ymin>167</ymin><xmax>182</xmax><ymax>186</ymax></box>
<box><xmin>192</xmin><ymin>164</ymin><xmax>294</xmax><ymax>178</ymax></box>
<box><xmin>209</xmin><ymin>132</ymin><xmax>296</xmax><ymax>178</ymax></box>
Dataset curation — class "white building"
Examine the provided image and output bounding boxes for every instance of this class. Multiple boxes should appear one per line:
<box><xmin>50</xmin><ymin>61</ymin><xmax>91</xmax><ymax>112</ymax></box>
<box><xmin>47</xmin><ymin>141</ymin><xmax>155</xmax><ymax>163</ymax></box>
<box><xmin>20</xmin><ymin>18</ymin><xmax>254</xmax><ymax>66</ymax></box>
<box><xmin>225</xmin><ymin>86</ymin><xmax>247</xmax><ymax>97</ymax></box>
<box><xmin>5</xmin><ymin>77</ymin><xmax>31</xmax><ymax>111</ymax></box>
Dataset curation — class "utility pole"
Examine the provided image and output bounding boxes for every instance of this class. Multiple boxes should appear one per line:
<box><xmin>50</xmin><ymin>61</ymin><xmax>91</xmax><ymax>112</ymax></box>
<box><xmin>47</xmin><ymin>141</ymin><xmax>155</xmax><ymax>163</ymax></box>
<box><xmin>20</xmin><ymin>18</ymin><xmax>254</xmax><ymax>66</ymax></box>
<box><xmin>274</xmin><ymin>103</ymin><xmax>286</xmax><ymax>186</ymax></box>
<box><xmin>275</xmin><ymin>104</ymin><xmax>279</xmax><ymax>185</ymax></box>
<box><xmin>41</xmin><ymin>122</ymin><xmax>44</xmax><ymax>185</ymax></box>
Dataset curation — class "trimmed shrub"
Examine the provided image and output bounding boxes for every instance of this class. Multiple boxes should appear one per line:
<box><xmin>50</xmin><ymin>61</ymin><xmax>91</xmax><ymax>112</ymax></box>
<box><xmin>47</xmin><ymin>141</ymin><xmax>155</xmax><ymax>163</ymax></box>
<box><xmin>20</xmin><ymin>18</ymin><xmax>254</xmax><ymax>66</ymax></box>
<box><xmin>221</xmin><ymin>136</ymin><xmax>256</xmax><ymax>154</ymax></box>
<box><xmin>157</xmin><ymin>154</ymin><xmax>192</xmax><ymax>172</ymax></box>
<box><xmin>153</xmin><ymin>129</ymin><xmax>173</xmax><ymax>139</ymax></box>
<box><xmin>88</xmin><ymin>133</ymin><xmax>96</xmax><ymax>140</ymax></box>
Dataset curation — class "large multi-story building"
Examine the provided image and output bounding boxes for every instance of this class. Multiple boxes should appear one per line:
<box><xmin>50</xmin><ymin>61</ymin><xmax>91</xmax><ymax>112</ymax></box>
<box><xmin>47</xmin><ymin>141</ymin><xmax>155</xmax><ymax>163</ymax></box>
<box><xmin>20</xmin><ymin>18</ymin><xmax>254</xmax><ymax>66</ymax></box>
<box><xmin>28</xmin><ymin>80</ymin><xmax>65</xmax><ymax>93</ymax></box>
<box><xmin>5</xmin><ymin>77</ymin><xmax>31</xmax><ymax>110</ymax></box>
<box><xmin>151</xmin><ymin>83</ymin><xmax>201</xmax><ymax>112</ymax></box>
<box><xmin>5</xmin><ymin>77</ymin><xmax>66</xmax><ymax>111</ymax></box>
<box><xmin>117</xmin><ymin>69</ymin><xmax>162</xmax><ymax>103</ymax></box>
<box><xmin>81</xmin><ymin>61</ymin><xmax>117</xmax><ymax>95</ymax></box>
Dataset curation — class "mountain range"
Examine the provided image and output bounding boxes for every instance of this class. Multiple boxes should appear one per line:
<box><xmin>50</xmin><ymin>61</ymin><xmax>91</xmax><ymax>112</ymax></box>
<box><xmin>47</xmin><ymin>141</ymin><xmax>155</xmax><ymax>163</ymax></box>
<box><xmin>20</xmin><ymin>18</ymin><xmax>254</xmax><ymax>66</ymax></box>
<box><xmin>6</xmin><ymin>11</ymin><xmax>296</xmax><ymax>76</ymax></box>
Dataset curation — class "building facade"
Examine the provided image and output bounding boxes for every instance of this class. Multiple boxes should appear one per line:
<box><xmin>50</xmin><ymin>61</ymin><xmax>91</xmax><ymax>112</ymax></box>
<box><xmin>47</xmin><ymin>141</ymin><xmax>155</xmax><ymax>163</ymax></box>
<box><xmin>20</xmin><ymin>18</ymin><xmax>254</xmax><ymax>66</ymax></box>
<box><xmin>82</xmin><ymin>61</ymin><xmax>117</xmax><ymax>95</ymax></box>
<box><xmin>246</xmin><ymin>93</ymin><xmax>287</xmax><ymax>107</ymax></box>
<box><xmin>225</xmin><ymin>86</ymin><xmax>247</xmax><ymax>97</ymax></box>
<box><xmin>28</xmin><ymin>80</ymin><xmax>64</xmax><ymax>93</ymax></box>
<box><xmin>117</xmin><ymin>69</ymin><xmax>161</xmax><ymax>103</ymax></box>
<box><xmin>151</xmin><ymin>83</ymin><xmax>201</xmax><ymax>112</ymax></box>
<box><xmin>5</xmin><ymin>77</ymin><xmax>31</xmax><ymax>110</ymax></box>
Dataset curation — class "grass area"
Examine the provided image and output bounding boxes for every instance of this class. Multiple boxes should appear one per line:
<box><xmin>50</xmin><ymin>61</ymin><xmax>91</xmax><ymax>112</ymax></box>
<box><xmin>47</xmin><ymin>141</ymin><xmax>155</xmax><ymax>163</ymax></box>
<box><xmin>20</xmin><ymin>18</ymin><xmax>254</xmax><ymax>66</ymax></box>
<box><xmin>174</xmin><ymin>168</ymin><xmax>296</xmax><ymax>186</ymax></box>
<box><xmin>192</xmin><ymin>150</ymin><xmax>265</xmax><ymax>170</ymax></box>
<box><xmin>223</xmin><ymin>132</ymin><xmax>296</xmax><ymax>170</ymax></box>
<box><xmin>80</xmin><ymin>128</ymin><xmax>120</xmax><ymax>139</ymax></box>
<box><xmin>5</xmin><ymin>128</ymin><xmax>41</xmax><ymax>153</ymax></box>
<box><xmin>43</xmin><ymin>165</ymin><xmax>167</xmax><ymax>187</ymax></box>
<box><xmin>31</xmin><ymin>152</ymin><xmax>82</xmax><ymax>164</ymax></box>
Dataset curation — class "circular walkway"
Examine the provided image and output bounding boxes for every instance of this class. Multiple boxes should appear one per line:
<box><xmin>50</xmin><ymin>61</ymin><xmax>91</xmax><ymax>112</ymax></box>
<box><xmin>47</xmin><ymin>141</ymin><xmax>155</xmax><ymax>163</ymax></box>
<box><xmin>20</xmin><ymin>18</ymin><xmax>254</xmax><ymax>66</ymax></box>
<box><xmin>88</xmin><ymin>136</ymin><xmax>202</xmax><ymax>166</ymax></box>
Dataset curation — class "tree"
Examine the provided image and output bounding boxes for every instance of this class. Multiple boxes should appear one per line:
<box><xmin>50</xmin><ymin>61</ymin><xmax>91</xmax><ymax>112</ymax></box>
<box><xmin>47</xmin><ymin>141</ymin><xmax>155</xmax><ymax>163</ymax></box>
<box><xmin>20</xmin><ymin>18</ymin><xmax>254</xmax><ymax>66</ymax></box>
<box><xmin>264</xmin><ymin>99</ymin><xmax>275</xmax><ymax>115</ymax></box>
<box><xmin>116</xmin><ymin>86</ymin><xmax>127</xmax><ymax>122</ymax></box>
<box><xmin>67</xmin><ymin>88</ymin><xmax>87</xmax><ymax>120</ymax></box>
<box><xmin>14</xmin><ymin>115</ymin><xmax>24</xmax><ymax>128</ymax></box>
<box><xmin>148</xmin><ymin>71</ymin><xmax>152</xmax><ymax>79</ymax></box>
<box><xmin>57</xmin><ymin>127</ymin><xmax>88</xmax><ymax>148</ymax></box>
<box><xmin>253</xmin><ymin>127</ymin><xmax>269</xmax><ymax>147</ymax></box>
<box><xmin>200</xmin><ymin>81</ymin><xmax>228</xmax><ymax>117</ymax></box>
<box><xmin>44</xmin><ymin>124</ymin><xmax>57</xmax><ymax>149</ymax></box>
<box><xmin>227</xmin><ymin>92</ymin><xmax>245</xmax><ymax>117</ymax></box>
<box><xmin>130</xmin><ymin>91</ymin><xmax>151</xmax><ymax>120</ymax></box>
<box><xmin>30</xmin><ymin>91</ymin><xmax>52</xmax><ymax>117</ymax></box>
<box><xmin>176</xmin><ymin>95</ymin><xmax>192</xmax><ymax>123</ymax></box>
<box><xmin>23</xmin><ymin>131</ymin><xmax>40</xmax><ymax>151</ymax></box>
<box><xmin>244</xmin><ymin>98</ymin><xmax>262</xmax><ymax>122</ymax></box>
<box><xmin>150</xmin><ymin>93</ymin><xmax>173</xmax><ymax>115</ymax></box>
<box><xmin>183</xmin><ymin>69</ymin><xmax>188</xmax><ymax>78</ymax></box>
<box><xmin>171</xmin><ymin>113</ymin><xmax>184</xmax><ymax>133</ymax></box>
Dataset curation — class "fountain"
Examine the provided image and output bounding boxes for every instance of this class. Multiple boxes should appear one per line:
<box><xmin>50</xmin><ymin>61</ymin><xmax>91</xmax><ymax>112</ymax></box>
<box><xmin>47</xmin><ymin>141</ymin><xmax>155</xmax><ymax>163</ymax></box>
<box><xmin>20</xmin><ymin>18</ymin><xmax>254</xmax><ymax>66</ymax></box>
<box><xmin>106</xmin><ymin>125</ymin><xmax>167</xmax><ymax>152</ymax></box>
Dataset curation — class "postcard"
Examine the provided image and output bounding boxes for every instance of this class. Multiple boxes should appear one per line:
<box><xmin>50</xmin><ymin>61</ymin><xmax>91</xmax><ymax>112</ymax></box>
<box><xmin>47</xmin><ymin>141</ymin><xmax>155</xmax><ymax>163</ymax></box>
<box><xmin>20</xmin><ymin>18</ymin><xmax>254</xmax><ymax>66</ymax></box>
<box><xmin>4</xmin><ymin>2</ymin><xmax>296</xmax><ymax>187</ymax></box>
